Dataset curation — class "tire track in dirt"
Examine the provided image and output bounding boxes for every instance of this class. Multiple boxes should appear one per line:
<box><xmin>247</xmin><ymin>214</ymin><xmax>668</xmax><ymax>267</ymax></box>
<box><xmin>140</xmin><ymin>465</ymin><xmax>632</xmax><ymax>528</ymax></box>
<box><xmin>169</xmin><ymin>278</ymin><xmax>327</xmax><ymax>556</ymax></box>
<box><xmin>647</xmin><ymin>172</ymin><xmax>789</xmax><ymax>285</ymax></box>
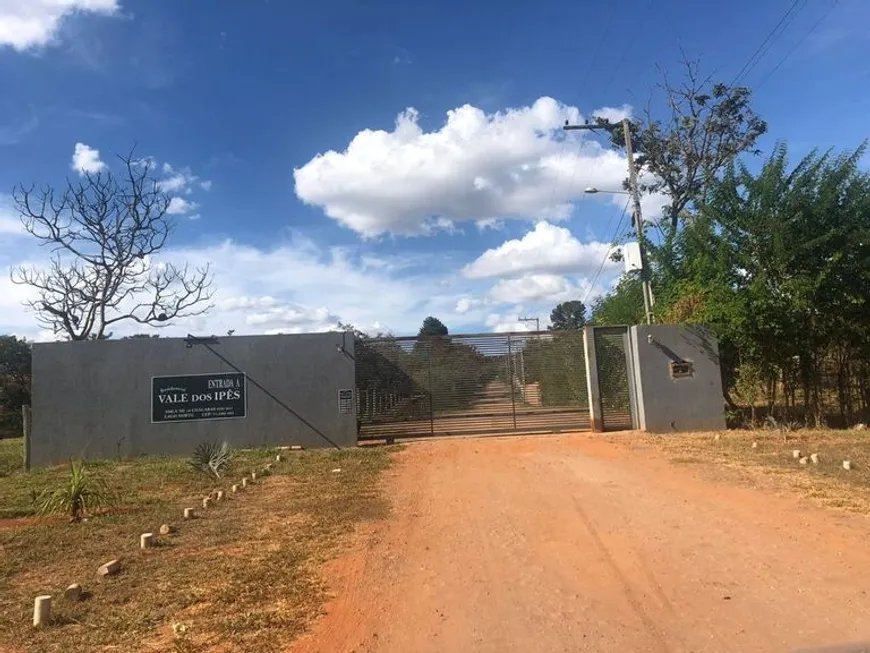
<box><xmin>290</xmin><ymin>434</ymin><xmax>870</xmax><ymax>653</ymax></box>
<box><xmin>569</xmin><ymin>493</ymin><xmax>673</xmax><ymax>653</ymax></box>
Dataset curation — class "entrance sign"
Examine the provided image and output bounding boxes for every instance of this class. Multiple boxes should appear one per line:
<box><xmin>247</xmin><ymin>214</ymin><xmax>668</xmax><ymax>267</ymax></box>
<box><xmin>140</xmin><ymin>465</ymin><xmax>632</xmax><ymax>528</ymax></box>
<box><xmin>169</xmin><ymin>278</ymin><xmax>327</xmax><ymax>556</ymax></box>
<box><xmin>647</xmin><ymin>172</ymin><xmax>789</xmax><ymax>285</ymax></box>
<box><xmin>152</xmin><ymin>373</ymin><xmax>246</xmax><ymax>423</ymax></box>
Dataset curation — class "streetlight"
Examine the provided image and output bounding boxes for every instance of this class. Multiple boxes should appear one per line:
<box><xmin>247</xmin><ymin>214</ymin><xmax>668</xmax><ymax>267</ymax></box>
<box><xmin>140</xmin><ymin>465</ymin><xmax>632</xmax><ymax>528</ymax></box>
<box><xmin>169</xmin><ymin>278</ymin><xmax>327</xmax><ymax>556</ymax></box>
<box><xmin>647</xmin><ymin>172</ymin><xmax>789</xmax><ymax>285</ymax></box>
<box><xmin>584</xmin><ymin>186</ymin><xmax>629</xmax><ymax>195</ymax></box>
<box><xmin>564</xmin><ymin>119</ymin><xmax>654</xmax><ymax>324</ymax></box>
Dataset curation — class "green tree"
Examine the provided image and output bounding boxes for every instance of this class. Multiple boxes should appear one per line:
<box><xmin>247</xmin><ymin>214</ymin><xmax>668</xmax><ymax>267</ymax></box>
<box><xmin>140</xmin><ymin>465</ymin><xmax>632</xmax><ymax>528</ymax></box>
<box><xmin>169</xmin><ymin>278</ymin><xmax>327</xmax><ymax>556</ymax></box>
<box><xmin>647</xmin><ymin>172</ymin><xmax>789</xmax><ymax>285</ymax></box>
<box><xmin>418</xmin><ymin>316</ymin><xmax>448</xmax><ymax>337</ymax></box>
<box><xmin>662</xmin><ymin>141</ymin><xmax>870</xmax><ymax>424</ymax></box>
<box><xmin>548</xmin><ymin>301</ymin><xmax>586</xmax><ymax>331</ymax></box>
<box><xmin>590</xmin><ymin>277</ymin><xmax>646</xmax><ymax>326</ymax></box>
<box><xmin>0</xmin><ymin>335</ymin><xmax>32</xmax><ymax>437</ymax></box>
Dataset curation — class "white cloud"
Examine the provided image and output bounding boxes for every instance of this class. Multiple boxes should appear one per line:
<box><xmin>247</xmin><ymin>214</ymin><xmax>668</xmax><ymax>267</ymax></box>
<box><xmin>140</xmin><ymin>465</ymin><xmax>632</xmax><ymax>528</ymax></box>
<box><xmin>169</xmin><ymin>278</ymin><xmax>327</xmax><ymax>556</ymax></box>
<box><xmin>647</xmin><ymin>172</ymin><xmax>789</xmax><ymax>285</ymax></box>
<box><xmin>484</xmin><ymin>312</ymin><xmax>536</xmax><ymax>334</ymax></box>
<box><xmin>157</xmin><ymin>163</ymin><xmax>201</xmax><ymax>194</ymax></box>
<box><xmin>200</xmin><ymin>180</ymin><xmax>213</xmax><ymax>191</ymax></box>
<box><xmin>592</xmin><ymin>105</ymin><xmax>633</xmax><ymax>124</ymax></box>
<box><xmin>0</xmin><ymin>198</ymin><xmax>23</xmax><ymax>235</ymax></box>
<box><xmin>0</xmin><ymin>0</ymin><xmax>119</xmax><ymax>51</ymax></box>
<box><xmin>488</xmin><ymin>274</ymin><xmax>571</xmax><ymax>304</ymax></box>
<box><xmin>70</xmin><ymin>142</ymin><xmax>106</xmax><ymax>175</ymax></box>
<box><xmin>0</xmin><ymin>235</ymin><xmax>465</xmax><ymax>340</ymax></box>
<box><xmin>166</xmin><ymin>196</ymin><xmax>198</xmax><ymax>215</ymax></box>
<box><xmin>150</xmin><ymin>238</ymin><xmax>464</xmax><ymax>338</ymax></box>
<box><xmin>462</xmin><ymin>221</ymin><xmax>617</xmax><ymax>279</ymax></box>
<box><xmin>294</xmin><ymin>97</ymin><xmax>640</xmax><ymax>237</ymax></box>
<box><xmin>455</xmin><ymin>297</ymin><xmax>481</xmax><ymax>315</ymax></box>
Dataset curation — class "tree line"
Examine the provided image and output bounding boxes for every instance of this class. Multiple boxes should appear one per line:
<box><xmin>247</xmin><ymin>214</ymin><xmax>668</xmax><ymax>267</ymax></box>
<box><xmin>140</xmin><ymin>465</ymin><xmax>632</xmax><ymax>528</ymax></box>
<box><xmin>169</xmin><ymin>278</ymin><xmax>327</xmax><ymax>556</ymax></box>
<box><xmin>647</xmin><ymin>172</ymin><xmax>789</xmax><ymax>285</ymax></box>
<box><xmin>586</xmin><ymin>60</ymin><xmax>870</xmax><ymax>426</ymax></box>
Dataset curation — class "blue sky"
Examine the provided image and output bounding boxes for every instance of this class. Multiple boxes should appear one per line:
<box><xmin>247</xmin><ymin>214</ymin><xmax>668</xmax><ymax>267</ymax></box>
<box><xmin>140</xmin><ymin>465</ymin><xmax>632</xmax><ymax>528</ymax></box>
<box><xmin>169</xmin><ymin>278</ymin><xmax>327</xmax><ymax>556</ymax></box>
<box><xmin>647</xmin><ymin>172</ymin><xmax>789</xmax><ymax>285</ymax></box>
<box><xmin>0</xmin><ymin>0</ymin><xmax>867</xmax><ymax>339</ymax></box>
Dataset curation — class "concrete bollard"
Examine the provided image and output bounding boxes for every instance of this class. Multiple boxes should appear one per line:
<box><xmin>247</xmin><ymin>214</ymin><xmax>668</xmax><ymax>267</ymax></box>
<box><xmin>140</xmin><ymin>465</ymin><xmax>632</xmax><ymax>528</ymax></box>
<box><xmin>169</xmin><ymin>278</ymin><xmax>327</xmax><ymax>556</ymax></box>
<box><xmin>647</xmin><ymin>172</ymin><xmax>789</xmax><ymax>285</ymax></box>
<box><xmin>792</xmin><ymin>450</ymin><xmax>801</xmax><ymax>459</ymax></box>
<box><xmin>216</xmin><ymin>490</ymin><xmax>224</xmax><ymax>501</ymax></box>
<box><xmin>232</xmin><ymin>484</ymin><xmax>240</xmax><ymax>493</ymax></box>
<box><xmin>799</xmin><ymin>457</ymin><xmax>808</xmax><ymax>466</ymax></box>
<box><xmin>241</xmin><ymin>478</ymin><xmax>249</xmax><ymax>489</ymax></box>
<box><xmin>751</xmin><ymin>441</ymin><xmax>758</xmax><ymax>449</ymax></box>
<box><xmin>251</xmin><ymin>472</ymin><xmax>257</xmax><ymax>481</ymax></box>
<box><xmin>64</xmin><ymin>584</ymin><xmax>83</xmax><ymax>602</ymax></box>
<box><xmin>275</xmin><ymin>454</ymin><xmax>283</xmax><ymax>462</ymax></box>
<box><xmin>183</xmin><ymin>508</ymin><xmax>195</xmax><ymax>520</ymax></box>
<box><xmin>97</xmin><ymin>560</ymin><xmax>121</xmax><ymax>577</ymax></box>
<box><xmin>810</xmin><ymin>453</ymin><xmax>819</xmax><ymax>465</ymax></box>
<box><xmin>714</xmin><ymin>433</ymin><xmax>720</xmax><ymax>441</ymax></box>
<box><xmin>140</xmin><ymin>533</ymin><xmax>155</xmax><ymax>549</ymax></box>
<box><xmin>202</xmin><ymin>497</ymin><xmax>212</xmax><ymax>509</ymax></box>
<box><xmin>843</xmin><ymin>460</ymin><xmax>852</xmax><ymax>471</ymax></box>
<box><xmin>33</xmin><ymin>595</ymin><xmax>51</xmax><ymax>627</ymax></box>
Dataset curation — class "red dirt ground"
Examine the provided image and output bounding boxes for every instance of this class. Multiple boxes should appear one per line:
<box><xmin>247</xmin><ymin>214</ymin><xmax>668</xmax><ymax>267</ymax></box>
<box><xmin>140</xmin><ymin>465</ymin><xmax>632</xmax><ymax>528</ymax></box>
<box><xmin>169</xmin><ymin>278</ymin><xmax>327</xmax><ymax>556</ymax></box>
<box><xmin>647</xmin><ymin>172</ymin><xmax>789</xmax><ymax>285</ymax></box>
<box><xmin>289</xmin><ymin>434</ymin><xmax>870</xmax><ymax>653</ymax></box>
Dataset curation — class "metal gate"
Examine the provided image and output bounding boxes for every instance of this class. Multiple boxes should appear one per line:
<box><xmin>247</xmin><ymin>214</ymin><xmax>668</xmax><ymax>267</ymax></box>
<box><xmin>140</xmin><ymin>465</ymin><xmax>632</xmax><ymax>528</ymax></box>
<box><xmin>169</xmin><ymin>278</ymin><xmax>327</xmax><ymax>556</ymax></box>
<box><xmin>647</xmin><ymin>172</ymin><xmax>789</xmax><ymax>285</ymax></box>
<box><xmin>593</xmin><ymin>327</ymin><xmax>635</xmax><ymax>431</ymax></box>
<box><xmin>356</xmin><ymin>331</ymin><xmax>590</xmax><ymax>440</ymax></box>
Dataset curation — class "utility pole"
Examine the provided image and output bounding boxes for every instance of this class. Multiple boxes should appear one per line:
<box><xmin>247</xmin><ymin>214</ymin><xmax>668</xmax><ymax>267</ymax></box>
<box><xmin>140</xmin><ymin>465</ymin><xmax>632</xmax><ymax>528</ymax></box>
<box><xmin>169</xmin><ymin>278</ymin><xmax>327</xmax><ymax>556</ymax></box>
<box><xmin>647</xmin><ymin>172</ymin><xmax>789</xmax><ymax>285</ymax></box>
<box><xmin>563</xmin><ymin>118</ymin><xmax>654</xmax><ymax>324</ymax></box>
<box><xmin>518</xmin><ymin>316</ymin><xmax>540</xmax><ymax>332</ymax></box>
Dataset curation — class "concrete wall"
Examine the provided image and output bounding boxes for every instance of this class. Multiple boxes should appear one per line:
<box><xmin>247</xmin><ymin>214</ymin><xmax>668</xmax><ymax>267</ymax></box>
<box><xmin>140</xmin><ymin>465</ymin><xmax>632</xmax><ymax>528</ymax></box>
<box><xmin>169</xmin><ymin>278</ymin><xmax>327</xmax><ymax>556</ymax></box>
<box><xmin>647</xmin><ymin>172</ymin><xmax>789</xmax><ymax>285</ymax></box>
<box><xmin>629</xmin><ymin>325</ymin><xmax>726</xmax><ymax>432</ymax></box>
<box><xmin>31</xmin><ymin>332</ymin><xmax>357</xmax><ymax>466</ymax></box>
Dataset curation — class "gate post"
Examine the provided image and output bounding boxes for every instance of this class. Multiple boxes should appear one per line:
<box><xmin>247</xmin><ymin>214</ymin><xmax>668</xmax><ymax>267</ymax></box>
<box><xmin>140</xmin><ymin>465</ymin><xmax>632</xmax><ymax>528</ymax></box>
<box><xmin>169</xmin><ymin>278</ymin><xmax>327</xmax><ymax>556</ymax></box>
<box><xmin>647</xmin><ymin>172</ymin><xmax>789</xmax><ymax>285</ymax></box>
<box><xmin>583</xmin><ymin>327</ymin><xmax>603</xmax><ymax>432</ymax></box>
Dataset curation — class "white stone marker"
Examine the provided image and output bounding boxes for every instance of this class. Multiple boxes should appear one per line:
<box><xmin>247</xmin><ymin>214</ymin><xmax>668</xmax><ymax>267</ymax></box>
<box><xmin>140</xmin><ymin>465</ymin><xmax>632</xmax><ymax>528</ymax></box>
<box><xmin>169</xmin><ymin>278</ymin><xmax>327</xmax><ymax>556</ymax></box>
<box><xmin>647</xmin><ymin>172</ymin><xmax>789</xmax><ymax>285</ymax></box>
<box><xmin>140</xmin><ymin>533</ymin><xmax>155</xmax><ymax>549</ymax></box>
<box><xmin>64</xmin><ymin>584</ymin><xmax>82</xmax><ymax>602</ymax></box>
<box><xmin>810</xmin><ymin>453</ymin><xmax>819</xmax><ymax>465</ymax></box>
<box><xmin>33</xmin><ymin>595</ymin><xmax>51</xmax><ymax>627</ymax></box>
<box><xmin>792</xmin><ymin>449</ymin><xmax>801</xmax><ymax>459</ymax></box>
<box><xmin>183</xmin><ymin>508</ymin><xmax>195</xmax><ymax>520</ymax></box>
<box><xmin>843</xmin><ymin>460</ymin><xmax>852</xmax><ymax>471</ymax></box>
<box><xmin>97</xmin><ymin>559</ymin><xmax>121</xmax><ymax>577</ymax></box>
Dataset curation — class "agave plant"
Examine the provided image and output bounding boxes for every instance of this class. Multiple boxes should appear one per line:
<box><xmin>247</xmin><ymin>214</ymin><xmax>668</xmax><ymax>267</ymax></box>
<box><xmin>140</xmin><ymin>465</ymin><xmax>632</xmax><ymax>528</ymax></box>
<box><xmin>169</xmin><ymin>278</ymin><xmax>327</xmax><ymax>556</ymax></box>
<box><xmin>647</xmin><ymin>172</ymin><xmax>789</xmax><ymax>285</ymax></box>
<box><xmin>188</xmin><ymin>441</ymin><xmax>233</xmax><ymax>479</ymax></box>
<box><xmin>36</xmin><ymin>460</ymin><xmax>115</xmax><ymax>522</ymax></box>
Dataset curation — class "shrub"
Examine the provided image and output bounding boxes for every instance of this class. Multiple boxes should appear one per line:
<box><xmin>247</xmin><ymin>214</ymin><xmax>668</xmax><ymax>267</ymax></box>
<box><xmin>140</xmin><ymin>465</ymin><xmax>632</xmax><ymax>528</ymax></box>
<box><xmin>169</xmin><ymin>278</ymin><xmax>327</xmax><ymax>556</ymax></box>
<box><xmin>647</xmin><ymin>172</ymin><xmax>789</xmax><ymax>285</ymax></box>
<box><xmin>36</xmin><ymin>460</ymin><xmax>115</xmax><ymax>521</ymax></box>
<box><xmin>188</xmin><ymin>441</ymin><xmax>233</xmax><ymax>479</ymax></box>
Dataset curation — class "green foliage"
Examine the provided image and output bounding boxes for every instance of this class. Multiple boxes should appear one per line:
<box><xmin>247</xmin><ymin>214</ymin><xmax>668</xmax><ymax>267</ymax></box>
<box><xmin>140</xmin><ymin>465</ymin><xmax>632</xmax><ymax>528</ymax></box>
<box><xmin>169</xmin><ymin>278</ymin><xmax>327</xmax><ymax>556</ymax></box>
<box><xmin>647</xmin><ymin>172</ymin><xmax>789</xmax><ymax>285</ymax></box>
<box><xmin>35</xmin><ymin>460</ymin><xmax>115</xmax><ymax>521</ymax></box>
<box><xmin>654</xmin><ymin>141</ymin><xmax>870</xmax><ymax>425</ymax></box>
<box><xmin>188</xmin><ymin>441</ymin><xmax>233</xmax><ymax>478</ymax></box>
<box><xmin>548</xmin><ymin>301</ymin><xmax>586</xmax><ymax>331</ymax></box>
<box><xmin>522</xmin><ymin>332</ymin><xmax>588</xmax><ymax>407</ymax></box>
<box><xmin>418</xmin><ymin>316</ymin><xmax>448</xmax><ymax>337</ymax></box>
<box><xmin>0</xmin><ymin>335</ymin><xmax>31</xmax><ymax>438</ymax></box>
<box><xmin>590</xmin><ymin>277</ymin><xmax>646</xmax><ymax>326</ymax></box>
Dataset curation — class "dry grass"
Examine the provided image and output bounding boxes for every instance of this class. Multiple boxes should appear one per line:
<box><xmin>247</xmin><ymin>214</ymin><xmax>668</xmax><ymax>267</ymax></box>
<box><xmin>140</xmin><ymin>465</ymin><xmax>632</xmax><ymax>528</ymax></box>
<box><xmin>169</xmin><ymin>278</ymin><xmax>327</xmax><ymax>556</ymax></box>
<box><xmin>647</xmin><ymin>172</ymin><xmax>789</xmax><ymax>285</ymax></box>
<box><xmin>642</xmin><ymin>428</ymin><xmax>870</xmax><ymax>513</ymax></box>
<box><xmin>0</xmin><ymin>439</ymin><xmax>395</xmax><ymax>653</ymax></box>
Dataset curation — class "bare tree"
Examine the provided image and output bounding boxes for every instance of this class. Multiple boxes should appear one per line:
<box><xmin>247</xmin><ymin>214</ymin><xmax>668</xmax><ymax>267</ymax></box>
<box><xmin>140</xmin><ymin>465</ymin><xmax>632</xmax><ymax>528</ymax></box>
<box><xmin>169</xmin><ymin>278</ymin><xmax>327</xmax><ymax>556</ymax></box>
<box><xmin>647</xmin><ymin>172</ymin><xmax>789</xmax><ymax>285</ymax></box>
<box><xmin>11</xmin><ymin>153</ymin><xmax>213</xmax><ymax>340</ymax></box>
<box><xmin>603</xmin><ymin>57</ymin><xmax>768</xmax><ymax>241</ymax></box>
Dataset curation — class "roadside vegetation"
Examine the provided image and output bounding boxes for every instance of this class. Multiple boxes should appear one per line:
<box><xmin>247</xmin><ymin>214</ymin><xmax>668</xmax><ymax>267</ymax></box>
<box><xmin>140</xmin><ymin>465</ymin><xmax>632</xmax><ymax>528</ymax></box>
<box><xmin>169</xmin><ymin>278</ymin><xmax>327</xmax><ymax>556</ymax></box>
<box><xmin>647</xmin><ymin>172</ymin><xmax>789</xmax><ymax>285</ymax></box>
<box><xmin>0</xmin><ymin>439</ymin><xmax>393</xmax><ymax>653</ymax></box>
<box><xmin>649</xmin><ymin>429</ymin><xmax>870</xmax><ymax>513</ymax></box>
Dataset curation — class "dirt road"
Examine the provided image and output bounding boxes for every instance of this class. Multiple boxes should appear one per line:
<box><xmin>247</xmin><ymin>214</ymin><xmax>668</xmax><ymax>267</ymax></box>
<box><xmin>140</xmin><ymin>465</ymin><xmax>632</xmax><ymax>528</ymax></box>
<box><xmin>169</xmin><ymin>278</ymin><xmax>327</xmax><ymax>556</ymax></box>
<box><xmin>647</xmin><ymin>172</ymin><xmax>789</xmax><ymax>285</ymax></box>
<box><xmin>290</xmin><ymin>435</ymin><xmax>870</xmax><ymax>653</ymax></box>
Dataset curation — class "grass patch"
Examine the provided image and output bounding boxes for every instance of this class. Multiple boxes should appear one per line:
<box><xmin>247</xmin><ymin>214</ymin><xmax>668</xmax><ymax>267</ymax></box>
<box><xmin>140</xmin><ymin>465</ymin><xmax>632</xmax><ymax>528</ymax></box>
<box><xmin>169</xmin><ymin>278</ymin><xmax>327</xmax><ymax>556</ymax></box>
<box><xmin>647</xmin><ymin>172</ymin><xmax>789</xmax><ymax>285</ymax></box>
<box><xmin>646</xmin><ymin>429</ymin><xmax>870</xmax><ymax>513</ymax></box>
<box><xmin>0</xmin><ymin>441</ymin><xmax>395</xmax><ymax>653</ymax></box>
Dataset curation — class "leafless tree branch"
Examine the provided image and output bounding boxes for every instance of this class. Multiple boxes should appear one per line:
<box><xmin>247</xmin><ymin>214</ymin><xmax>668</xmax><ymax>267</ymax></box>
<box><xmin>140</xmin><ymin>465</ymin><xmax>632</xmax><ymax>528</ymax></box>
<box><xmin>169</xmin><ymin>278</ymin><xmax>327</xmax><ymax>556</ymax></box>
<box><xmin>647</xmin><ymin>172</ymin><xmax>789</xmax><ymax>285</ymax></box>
<box><xmin>10</xmin><ymin>151</ymin><xmax>214</xmax><ymax>340</ymax></box>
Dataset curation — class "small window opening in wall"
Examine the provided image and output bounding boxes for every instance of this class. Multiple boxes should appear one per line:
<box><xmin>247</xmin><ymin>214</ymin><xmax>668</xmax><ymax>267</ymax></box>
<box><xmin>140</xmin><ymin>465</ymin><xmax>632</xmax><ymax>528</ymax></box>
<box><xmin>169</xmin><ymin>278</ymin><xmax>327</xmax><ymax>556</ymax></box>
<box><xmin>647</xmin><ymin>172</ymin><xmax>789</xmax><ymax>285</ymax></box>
<box><xmin>670</xmin><ymin>360</ymin><xmax>694</xmax><ymax>379</ymax></box>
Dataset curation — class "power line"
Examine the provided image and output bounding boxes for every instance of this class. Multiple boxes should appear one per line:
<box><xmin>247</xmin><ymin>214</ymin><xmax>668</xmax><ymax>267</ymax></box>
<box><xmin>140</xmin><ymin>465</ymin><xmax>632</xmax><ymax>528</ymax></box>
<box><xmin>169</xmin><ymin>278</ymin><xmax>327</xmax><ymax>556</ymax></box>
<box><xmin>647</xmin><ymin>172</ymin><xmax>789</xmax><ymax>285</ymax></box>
<box><xmin>601</xmin><ymin>0</ymin><xmax>655</xmax><ymax>95</ymax></box>
<box><xmin>583</xmin><ymin>198</ymin><xmax>630</xmax><ymax>307</ymax></box>
<box><xmin>756</xmin><ymin>0</ymin><xmax>840</xmax><ymax>91</ymax></box>
<box><xmin>580</xmin><ymin>4</ymin><xmax>617</xmax><ymax>91</ymax></box>
<box><xmin>731</xmin><ymin>0</ymin><xmax>804</xmax><ymax>86</ymax></box>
